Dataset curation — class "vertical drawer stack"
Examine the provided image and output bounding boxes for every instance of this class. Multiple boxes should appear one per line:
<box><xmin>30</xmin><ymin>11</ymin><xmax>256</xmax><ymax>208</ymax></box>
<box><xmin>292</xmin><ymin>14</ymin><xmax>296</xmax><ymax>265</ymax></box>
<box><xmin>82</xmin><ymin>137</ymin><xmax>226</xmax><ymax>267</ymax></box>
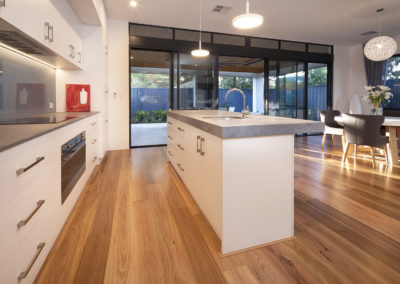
<box><xmin>0</xmin><ymin>131</ymin><xmax>61</xmax><ymax>284</ymax></box>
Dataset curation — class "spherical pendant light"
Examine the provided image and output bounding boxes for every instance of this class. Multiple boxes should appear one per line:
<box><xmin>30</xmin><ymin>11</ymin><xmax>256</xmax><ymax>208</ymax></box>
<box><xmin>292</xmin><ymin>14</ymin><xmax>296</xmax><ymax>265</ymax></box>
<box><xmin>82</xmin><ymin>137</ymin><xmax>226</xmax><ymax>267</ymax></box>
<box><xmin>363</xmin><ymin>8</ymin><xmax>398</xmax><ymax>62</ymax></box>
<box><xmin>364</xmin><ymin>36</ymin><xmax>398</xmax><ymax>61</ymax></box>
<box><xmin>232</xmin><ymin>0</ymin><xmax>264</xmax><ymax>29</ymax></box>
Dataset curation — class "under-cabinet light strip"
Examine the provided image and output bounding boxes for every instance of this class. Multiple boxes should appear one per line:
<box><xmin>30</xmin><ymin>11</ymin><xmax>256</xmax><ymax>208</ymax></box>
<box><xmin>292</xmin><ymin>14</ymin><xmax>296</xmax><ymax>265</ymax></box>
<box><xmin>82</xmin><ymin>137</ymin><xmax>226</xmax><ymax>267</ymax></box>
<box><xmin>0</xmin><ymin>42</ymin><xmax>57</xmax><ymax>70</ymax></box>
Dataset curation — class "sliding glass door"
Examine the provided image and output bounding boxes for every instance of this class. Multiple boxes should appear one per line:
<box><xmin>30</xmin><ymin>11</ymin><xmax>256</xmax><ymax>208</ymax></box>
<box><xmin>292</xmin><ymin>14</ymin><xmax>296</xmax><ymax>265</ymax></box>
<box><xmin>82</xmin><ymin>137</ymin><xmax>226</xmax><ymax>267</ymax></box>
<box><xmin>176</xmin><ymin>53</ymin><xmax>215</xmax><ymax>109</ymax></box>
<box><xmin>268</xmin><ymin>61</ymin><xmax>305</xmax><ymax>118</ymax></box>
<box><xmin>130</xmin><ymin>50</ymin><xmax>171</xmax><ymax>147</ymax></box>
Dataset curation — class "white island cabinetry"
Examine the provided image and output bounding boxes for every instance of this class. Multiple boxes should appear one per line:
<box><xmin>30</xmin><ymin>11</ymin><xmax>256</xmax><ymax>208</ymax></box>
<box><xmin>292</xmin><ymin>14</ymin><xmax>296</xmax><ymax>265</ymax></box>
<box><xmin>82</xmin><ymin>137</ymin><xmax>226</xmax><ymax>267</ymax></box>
<box><xmin>167</xmin><ymin>110</ymin><xmax>323</xmax><ymax>255</ymax></box>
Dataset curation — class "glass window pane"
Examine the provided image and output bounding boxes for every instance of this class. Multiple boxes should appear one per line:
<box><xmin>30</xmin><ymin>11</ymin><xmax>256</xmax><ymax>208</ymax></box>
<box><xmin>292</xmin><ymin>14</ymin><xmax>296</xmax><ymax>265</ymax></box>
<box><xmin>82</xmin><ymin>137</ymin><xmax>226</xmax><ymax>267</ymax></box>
<box><xmin>175</xmin><ymin>30</ymin><xmax>211</xmax><ymax>43</ymax></box>
<box><xmin>213</xmin><ymin>34</ymin><xmax>245</xmax><ymax>46</ymax></box>
<box><xmin>129</xmin><ymin>24</ymin><xmax>173</xmax><ymax>39</ymax></box>
<box><xmin>281</xmin><ymin>41</ymin><xmax>306</xmax><ymax>52</ymax></box>
<box><xmin>218</xmin><ymin>56</ymin><xmax>264</xmax><ymax>114</ymax></box>
<box><xmin>385</xmin><ymin>55</ymin><xmax>400</xmax><ymax>109</ymax></box>
<box><xmin>251</xmin><ymin>38</ymin><xmax>279</xmax><ymax>49</ymax></box>
<box><xmin>130</xmin><ymin>50</ymin><xmax>171</xmax><ymax>147</ymax></box>
<box><xmin>178</xmin><ymin>53</ymin><xmax>215</xmax><ymax>109</ymax></box>
<box><xmin>307</xmin><ymin>63</ymin><xmax>327</xmax><ymax>121</ymax></box>
<box><xmin>308</xmin><ymin>44</ymin><xmax>332</xmax><ymax>54</ymax></box>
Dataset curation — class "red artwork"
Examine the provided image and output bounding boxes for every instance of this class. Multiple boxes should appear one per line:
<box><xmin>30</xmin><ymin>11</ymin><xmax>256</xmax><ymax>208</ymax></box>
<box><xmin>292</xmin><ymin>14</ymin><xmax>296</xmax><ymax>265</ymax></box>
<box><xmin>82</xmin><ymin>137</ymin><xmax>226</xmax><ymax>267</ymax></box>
<box><xmin>66</xmin><ymin>84</ymin><xmax>91</xmax><ymax>112</ymax></box>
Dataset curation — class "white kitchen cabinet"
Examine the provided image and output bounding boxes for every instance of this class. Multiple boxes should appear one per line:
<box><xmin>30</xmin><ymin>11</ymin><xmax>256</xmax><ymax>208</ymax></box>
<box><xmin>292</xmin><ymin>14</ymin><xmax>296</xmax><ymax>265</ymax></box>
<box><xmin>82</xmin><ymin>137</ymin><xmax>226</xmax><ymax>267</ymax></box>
<box><xmin>0</xmin><ymin>114</ymin><xmax>100</xmax><ymax>283</ymax></box>
<box><xmin>0</xmin><ymin>0</ymin><xmax>83</xmax><ymax>69</ymax></box>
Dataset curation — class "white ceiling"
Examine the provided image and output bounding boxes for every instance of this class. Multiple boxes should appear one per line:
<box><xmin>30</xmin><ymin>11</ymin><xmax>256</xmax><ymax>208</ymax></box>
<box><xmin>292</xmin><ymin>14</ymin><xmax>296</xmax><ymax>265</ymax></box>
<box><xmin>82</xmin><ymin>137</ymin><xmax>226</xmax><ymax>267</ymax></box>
<box><xmin>104</xmin><ymin>0</ymin><xmax>400</xmax><ymax>46</ymax></box>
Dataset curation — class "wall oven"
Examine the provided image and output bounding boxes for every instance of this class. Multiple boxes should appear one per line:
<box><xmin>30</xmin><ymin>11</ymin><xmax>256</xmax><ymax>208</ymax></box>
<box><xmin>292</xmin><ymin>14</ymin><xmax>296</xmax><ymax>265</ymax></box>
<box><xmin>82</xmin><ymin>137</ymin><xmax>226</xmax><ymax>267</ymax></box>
<box><xmin>61</xmin><ymin>132</ymin><xmax>86</xmax><ymax>204</ymax></box>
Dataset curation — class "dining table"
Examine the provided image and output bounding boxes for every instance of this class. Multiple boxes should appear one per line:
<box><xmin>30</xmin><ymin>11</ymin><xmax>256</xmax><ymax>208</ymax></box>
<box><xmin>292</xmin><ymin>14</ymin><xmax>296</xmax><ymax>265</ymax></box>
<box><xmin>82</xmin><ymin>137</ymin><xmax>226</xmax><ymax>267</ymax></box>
<box><xmin>335</xmin><ymin>116</ymin><xmax>400</xmax><ymax>165</ymax></box>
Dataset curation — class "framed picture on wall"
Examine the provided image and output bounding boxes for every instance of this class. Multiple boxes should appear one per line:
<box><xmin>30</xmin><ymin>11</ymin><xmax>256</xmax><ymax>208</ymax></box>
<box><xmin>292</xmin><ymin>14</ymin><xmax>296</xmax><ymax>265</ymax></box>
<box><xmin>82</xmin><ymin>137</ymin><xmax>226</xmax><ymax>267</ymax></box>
<box><xmin>66</xmin><ymin>84</ymin><xmax>91</xmax><ymax>112</ymax></box>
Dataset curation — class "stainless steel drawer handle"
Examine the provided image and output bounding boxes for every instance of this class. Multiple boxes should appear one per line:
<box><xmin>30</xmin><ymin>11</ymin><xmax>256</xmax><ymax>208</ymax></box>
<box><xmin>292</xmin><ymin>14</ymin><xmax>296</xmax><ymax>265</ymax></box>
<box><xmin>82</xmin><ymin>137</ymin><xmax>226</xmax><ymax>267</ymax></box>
<box><xmin>177</xmin><ymin>163</ymin><xmax>184</xmax><ymax>172</ymax></box>
<box><xmin>168</xmin><ymin>135</ymin><xmax>173</xmax><ymax>140</ymax></box>
<box><xmin>16</xmin><ymin>157</ymin><xmax>45</xmax><ymax>176</ymax></box>
<box><xmin>92</xmin><ymin>139</ymin><xmax>97</xmax><ymax>144</ymax></box>
<box><xmin>168</xmin><ymin>150</ymin><xmax>173</xmax><ymax>157</ymax></box>
<box><xmin>44</xmin><ymin>22</ymin><xmax>49</xmax><ymax>41</ymax></box>
<box><xmin>168</xmin><ymin>121</ymin><xmax>173</xmax><ymax>125</ymax></box>
<box><xmin>92</xmin><ymin>156</ymin><xmax>97</xmax><ymax>163</ymax></box>
<box><xmin>197</xmin><ymin>136</ymin><xmax>201</xmax><ymax>153</ymax></box>
<box><xmin>177</xmin><ymin>127</ymin><xmax>184</xmax><ymax>132</ymax></box>
<box><xmin>91</xmin><ymin>122</ymin><xmax>97</xmax><ymax>126</ymax></box>
<box><xmin>48</xmin><ymin>25</ymin><xmax>53</xmax><ymax>43</ymax></box>
<box><xmin>18</xmin><ymin>242</ymin><xmax>45</xmax><ymax>280</ymax></box>
<box><xmin>177</xmin><ymin>144</ymin><xmax>184</xmax><ymax>151</ymax></box>
<box><xmin>200</xmin><ymin>138</ymin><xmax>205</xmax><ymax>156</ymax></box>
<box><xmin>17</xmin><ymin>200</ymin><xmax>45</xmax><ymax>229</ymax></box>
<box><xmin>104</xmin><ymin>120</ymin><xmax>108</xmax><ymax>123</ymax></box>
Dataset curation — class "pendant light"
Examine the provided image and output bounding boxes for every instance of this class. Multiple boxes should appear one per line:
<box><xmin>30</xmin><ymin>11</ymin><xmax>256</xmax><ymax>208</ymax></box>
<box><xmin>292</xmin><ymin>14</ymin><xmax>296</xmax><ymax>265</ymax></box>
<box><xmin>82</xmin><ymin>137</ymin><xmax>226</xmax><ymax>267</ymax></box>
<box><xmin>191</xmin><ymin>0</ymin><xmax>209</xmax><ymax>57</ymax></box>
<box><xmin>364</xmin><ymin>8</ymin><xmax>398</xmax><ymax>61</ymax></box>
<box><xmin>232</xmin><ymin>0</ymin><xmax>264</xmax><ymax>29</ymax></box>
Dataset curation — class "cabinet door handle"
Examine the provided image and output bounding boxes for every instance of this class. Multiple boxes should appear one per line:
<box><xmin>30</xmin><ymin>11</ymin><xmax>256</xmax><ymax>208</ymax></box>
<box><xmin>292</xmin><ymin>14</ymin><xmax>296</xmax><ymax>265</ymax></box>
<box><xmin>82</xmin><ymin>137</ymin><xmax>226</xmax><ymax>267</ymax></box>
<box><xmin>168</xmin><ymin>121</ymin><xmax>173</xmax><ymax>125</ymax></box>
<box><xmin>78</xmin><ymin>52</ymin><xmax>81</xmax><ymax>63</ymax></box>
<box><xmin>168</xmin><ymin>135</ymin><xmax>173</xmax><ymax>140</ymax></box>
<box><xmin>168</xmin><ymin>150</ymin><xmax>173</xmax><ymax>157</ymax></box>
<box><xmin>18</xmin><ymin>242</ymin><xmax>45</xmax><ymax>280</ymax></box>
<box><xmin>177</xmin><ymin>144</ymin><xmax>184</xmax><ymax>151</ymax></box>
<box><xmin>69</xmin><ymin>45</ymin><xmax>73</xmax><ymax>58</ymax></box>
<box><xmin>196</xmin><ymin>136</ymin><xmax>201</xmax><ymax>153</ymax></box>
<box><xmin>49</xmin><ymin>25</ymin><xmax>53</xmax><ymax>43</ymax></box>
<box><xmin>104</xmin><ymin>120</ymin><xmax>108</xmax><ymax>123</ymax></box>
<box><xmin>72</xmin><ymin>46</ymin><xmax>75</xmax><ymax>58</ymax></box>
<box><xmin>91</xmin><ymin>122</ymin><xmax>97</xmax><ymax>126</ymax></box>
<box><xmin>177</xmin><ymin>127</ymin><xmax>184</xmax><ymax>132</ymax></box>
<box><xmin>44</xmin><ymin>22</ymin><xmax>49</xmax><ymax>41</ymax></box>
<box><xmin>92</xmin><ymin>156</ymin><xmax>97</xmax><ymax>163</ymax></box>
<box><xmin>16</xmin><ymin>156</ymin><xmax>45</xmax><ymax>176</ymax></box>
<box><xmin>17</xmin><ymin>200</ymin><xmax>45</xmax><ymax>229</ymax></box>
<box><xmin>92</xmin><ymin>139</ymin><xmax>97</xmax><ymax>144</ymax></box>
<box><xmin>200</xmin><ymin>138</ymin><xmax>205</xmax><ymax>156</ymax></box>
<box><xmin>177</xmin><ymin>163</ymin><xmax>184</xmax><ymax>172</ymax></box>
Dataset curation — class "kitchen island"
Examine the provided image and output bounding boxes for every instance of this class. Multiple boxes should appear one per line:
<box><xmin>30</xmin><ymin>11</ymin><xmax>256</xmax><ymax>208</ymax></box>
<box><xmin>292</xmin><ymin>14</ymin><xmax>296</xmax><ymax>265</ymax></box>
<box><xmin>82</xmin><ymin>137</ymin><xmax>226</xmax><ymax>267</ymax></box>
<box><xmin>167</xmin><ymin>110</ymin><xmax>324</xmax><ymax>255</ymax></box>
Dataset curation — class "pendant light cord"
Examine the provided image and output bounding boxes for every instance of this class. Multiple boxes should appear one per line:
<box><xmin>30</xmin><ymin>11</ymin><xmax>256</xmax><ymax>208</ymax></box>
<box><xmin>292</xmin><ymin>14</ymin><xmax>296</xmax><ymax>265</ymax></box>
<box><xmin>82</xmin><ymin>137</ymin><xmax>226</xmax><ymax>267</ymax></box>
<box><xmin>199</xmin><ymin>0</ymin><xmax>202</xmax><ymax>49</ymax></box>
<box><xmin>377</xmin><ymin>8</ymin><xmax>383</xmax><ymax>36</ymax></box>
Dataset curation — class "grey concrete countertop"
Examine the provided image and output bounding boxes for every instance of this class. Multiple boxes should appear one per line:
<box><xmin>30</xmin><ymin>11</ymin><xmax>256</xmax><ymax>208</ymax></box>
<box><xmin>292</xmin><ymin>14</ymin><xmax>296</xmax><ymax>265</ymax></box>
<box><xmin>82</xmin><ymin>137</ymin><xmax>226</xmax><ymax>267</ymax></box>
<box><xmin>0</xmin><ymin>112</ymin><xmax>99</xmax><ymax>153</ymax></box>
<box><xmin>167</xmin><ymin>110</ymin><xmax>324</xmax><ymax>139</ymax></box>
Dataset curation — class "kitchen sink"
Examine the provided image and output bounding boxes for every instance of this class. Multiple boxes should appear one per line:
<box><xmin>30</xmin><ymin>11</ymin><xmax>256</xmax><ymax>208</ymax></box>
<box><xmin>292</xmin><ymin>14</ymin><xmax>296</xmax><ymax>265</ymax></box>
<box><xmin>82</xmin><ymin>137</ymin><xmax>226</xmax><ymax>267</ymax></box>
<box><xmin>203</xmin><ymin>116</ymin><xmax>246</xmax><ymax>120</ymax></box>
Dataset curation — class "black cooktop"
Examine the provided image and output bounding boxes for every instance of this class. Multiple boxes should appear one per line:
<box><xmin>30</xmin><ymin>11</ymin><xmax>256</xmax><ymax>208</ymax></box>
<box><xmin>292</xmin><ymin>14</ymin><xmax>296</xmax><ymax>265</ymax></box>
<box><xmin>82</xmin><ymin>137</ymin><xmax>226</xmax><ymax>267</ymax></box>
<box><xmin>0</xmin><ymin>115</ymin><xmax>77</xmax><ymax>125</ymax></box>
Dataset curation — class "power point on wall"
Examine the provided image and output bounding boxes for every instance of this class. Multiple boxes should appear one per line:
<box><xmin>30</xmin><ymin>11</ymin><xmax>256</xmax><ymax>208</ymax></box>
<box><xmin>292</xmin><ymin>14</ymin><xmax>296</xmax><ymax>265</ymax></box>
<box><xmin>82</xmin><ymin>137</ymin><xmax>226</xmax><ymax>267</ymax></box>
<box><xmin>49</xmin><ymin>102</ymin><xmax>54</xmax><ymax>109</ymax></box>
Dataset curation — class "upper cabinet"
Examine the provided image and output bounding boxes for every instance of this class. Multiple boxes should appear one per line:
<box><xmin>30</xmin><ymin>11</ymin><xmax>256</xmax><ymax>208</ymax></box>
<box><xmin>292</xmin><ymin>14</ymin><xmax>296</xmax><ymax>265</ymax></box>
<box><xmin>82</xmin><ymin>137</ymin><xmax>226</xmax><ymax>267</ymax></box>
<box><xmin>0</xmin><ymin>0</ymin><xmax>83</xmax><ymax>69</ymax></box>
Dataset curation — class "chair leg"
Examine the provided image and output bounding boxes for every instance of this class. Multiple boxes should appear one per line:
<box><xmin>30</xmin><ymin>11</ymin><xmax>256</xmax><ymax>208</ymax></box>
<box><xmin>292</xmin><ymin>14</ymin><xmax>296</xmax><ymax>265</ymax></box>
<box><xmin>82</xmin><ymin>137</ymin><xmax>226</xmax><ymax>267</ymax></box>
<box><xmin>332</xmin><ymin>135</ymin><xmax>335</xmax><ymax>146</ymax></box>
<box><xmin>342</xmin><ymin>142</ymin><xmax>350</xmax><ymax>162</ymax></box>
<box><xmin>384</xmin><ymin>144</ymin><xmax>389</xmax><ymax>166</ymax></box>
<box><xmin>371</xmin><ymin>147</ymin><xmax>376</xmax><ymax>168</ymax></box>
<box><xmin>341</xmin><ymin>135</ymin><xmax>346</xmax><ymax>151</ymax></box>
<box><xmin>321</xmin><ymin>133</ymin><xmax>327</xmax><ymax>149</ymax></box>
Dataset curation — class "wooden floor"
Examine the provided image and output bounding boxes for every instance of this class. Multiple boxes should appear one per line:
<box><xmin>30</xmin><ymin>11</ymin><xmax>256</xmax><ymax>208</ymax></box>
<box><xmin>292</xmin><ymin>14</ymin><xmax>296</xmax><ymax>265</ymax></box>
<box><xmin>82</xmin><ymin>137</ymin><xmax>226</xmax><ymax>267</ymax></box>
<box><xmin>35</xmin><ymin>136</ymin><xmax>400</xmax><ymax>284</ymax></box>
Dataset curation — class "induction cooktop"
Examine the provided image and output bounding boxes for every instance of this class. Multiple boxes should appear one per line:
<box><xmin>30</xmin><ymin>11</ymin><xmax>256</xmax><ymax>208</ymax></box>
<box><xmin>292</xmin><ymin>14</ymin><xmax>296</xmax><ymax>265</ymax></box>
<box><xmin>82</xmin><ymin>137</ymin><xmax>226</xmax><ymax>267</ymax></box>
<box><xmin>0</xmin><ymin>115</ymin><xmax>77</xmax><ymax>125</ymax></box>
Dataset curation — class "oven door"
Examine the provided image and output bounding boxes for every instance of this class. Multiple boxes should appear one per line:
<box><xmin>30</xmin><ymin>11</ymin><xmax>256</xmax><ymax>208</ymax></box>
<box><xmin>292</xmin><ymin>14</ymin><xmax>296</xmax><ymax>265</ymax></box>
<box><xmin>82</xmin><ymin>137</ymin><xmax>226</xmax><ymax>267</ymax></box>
<box><xmin>61</xmin><ymin>142</ymin><xmax>86</xmax><ymax>204</ymax></box>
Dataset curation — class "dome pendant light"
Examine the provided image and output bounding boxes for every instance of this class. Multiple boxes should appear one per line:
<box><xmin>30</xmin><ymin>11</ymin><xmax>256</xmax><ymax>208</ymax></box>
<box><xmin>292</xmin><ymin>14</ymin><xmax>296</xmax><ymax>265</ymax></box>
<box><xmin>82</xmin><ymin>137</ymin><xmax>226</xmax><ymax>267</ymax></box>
<box><xmin>191</xmin><ymin>0</ymin><xmax>209</xmax><ymax>58</ymax></box>
<box><xmin>364</xmin><ymin>8</ymin><xmax>398</xmax><ymax>61</ymax></box>
<box><xmin>232</xmin><ymin>0</ymin><xmax>264</xmax><ymax>29</ymax></box>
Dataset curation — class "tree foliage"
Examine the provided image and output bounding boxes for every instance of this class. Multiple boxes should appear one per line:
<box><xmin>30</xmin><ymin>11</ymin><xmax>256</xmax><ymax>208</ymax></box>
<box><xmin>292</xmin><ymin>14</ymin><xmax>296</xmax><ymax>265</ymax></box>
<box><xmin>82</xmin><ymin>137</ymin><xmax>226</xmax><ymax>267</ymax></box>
<box><xmin>219</xmin><ymin>76</ymin><xmax>253</xmax><ymax>89</ymax></box>
<box><xmin>388</xmin><ymin>56</ymin><xmax>400</xmax><ymax>79</ymax></box>
<box><xmin>131</xmin><ymin>73</ymin><xmax>169</xmax><ymax>88</ymax></box>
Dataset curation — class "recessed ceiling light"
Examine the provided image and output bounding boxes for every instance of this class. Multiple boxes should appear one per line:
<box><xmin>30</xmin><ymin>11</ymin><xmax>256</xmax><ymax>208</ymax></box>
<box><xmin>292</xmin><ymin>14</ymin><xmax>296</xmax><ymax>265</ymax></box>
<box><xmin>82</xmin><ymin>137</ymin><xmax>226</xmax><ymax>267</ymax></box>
<box><xmin>129</xmin><ymin>0</ymin><xmax>137</xmax><ymax>7</ymax></box>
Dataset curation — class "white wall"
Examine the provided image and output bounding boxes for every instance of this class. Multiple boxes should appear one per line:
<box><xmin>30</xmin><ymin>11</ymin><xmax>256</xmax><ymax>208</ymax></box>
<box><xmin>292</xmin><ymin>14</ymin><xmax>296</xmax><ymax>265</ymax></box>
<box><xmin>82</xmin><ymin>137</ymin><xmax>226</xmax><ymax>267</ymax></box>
<box><xmin>107</xmin><ymin>19</ymin><xmax>129</xmax><ymax>150</ymax></box>
<box><xmin>333</xmin><ymin>45</ymin><xmax>350</xmax><ymax>113</ymax></box>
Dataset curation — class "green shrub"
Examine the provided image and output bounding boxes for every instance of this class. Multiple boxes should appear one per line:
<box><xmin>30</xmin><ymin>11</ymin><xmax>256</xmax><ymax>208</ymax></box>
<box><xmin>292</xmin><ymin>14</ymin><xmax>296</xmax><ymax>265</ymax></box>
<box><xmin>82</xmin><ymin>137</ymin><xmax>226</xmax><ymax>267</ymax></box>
<box><xmin>133</xmin><ymin>109</ymin><xmax>167</xmax><ymax>124</ymax></box>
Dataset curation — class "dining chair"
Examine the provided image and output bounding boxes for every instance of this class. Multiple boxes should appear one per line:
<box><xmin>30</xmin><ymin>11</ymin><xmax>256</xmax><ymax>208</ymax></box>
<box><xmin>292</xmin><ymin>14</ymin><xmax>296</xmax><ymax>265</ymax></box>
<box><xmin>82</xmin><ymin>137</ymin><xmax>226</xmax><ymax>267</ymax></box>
<box><xmin>341</xmin><ymin>114</ymin><xmax>389</xmax><ymax>167</ymax></box>
<box><xmin>320</xmin><ymin>110</ymin><xmax>344</xmax><ymax>149</ymax></box>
